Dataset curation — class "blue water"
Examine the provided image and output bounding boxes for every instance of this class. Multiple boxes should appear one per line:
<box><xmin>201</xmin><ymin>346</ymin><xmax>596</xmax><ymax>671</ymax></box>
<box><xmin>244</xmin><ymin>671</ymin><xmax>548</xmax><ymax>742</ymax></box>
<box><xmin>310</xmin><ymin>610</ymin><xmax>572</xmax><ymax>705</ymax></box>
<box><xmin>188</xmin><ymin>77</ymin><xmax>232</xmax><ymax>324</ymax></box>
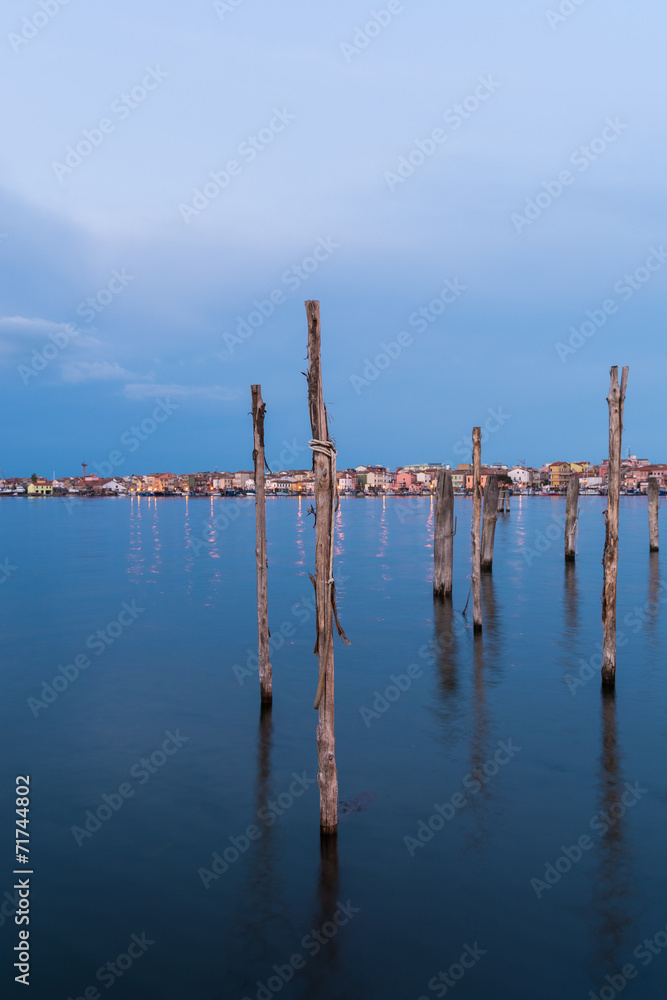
<box><xmin>1</xmin><ymin>495</ymin><xmax>666</xmax><ymax>999</ymax></box>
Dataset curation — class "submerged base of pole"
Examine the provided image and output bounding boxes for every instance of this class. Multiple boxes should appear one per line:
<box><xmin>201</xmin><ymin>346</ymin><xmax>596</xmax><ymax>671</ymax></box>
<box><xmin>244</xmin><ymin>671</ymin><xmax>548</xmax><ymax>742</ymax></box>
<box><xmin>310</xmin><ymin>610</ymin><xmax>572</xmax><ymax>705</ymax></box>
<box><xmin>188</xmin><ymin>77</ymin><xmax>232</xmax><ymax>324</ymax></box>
<box><xmin>601</xmin><ymin>666</ymin><xmax>616</xmax><ymax>688</ymax></box>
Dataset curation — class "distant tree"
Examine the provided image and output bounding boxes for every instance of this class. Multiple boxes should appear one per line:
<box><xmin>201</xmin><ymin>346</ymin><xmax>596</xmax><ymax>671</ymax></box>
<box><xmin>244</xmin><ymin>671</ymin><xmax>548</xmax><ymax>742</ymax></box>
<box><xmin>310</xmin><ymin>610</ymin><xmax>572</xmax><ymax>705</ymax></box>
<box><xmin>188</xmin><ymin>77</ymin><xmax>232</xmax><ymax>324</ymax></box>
<box><xmin>30</xmin><ymin>473</ymin><xmax>37</xmax><ymax>483</ymax></box>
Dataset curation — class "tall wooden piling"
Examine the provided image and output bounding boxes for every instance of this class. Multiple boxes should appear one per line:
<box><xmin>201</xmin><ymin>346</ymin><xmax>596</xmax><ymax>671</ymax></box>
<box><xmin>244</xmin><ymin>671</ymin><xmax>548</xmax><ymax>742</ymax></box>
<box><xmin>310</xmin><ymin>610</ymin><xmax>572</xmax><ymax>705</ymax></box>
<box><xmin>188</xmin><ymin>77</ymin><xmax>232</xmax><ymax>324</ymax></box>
<box><xmin>433</xmin><ymin>470</ymin><xmax>455</xmax><ymax>599</ymax></box>
<box><xmin>306</xmin><ymin>301</ymin><xmax>348</xmax><ymax>835</ymax></box>
<box><xmin>471</xmin><ymin>427</ymin><xmax>482</xmax><ymax>632</ymax></box>
<box><xmin>251</xmin><ymin>385</ymin><xmax>272</xmax><ymax>704</ymax></box>
<box><xmin>601</xmin><ymin>366</ymin><xmax>628</xmax><ymax>688</ymax></box>
<box><xmin>565</xmin><ymin>475</ymin><xmax>579</xmax><ymax>562</ymax></box>
<box><xmin>648</xmin><ymin>477</ymin><xmax>659</xmax><ymax>552</ymax></box>
<box><xmin>481</xmin><ymin>475</ymin><xmax>499</xmax><ymax>572</ymax></box>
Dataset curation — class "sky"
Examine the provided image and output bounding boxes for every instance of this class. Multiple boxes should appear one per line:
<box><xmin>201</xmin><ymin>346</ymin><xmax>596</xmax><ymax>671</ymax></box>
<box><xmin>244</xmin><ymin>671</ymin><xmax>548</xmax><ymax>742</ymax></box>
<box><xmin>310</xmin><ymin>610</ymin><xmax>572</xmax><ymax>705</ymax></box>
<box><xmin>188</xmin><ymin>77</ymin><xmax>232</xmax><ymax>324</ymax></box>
<box><xmin>1</xmin><ymin>0</ymin><xmax>666</xmax><ymax>477</ymax></box>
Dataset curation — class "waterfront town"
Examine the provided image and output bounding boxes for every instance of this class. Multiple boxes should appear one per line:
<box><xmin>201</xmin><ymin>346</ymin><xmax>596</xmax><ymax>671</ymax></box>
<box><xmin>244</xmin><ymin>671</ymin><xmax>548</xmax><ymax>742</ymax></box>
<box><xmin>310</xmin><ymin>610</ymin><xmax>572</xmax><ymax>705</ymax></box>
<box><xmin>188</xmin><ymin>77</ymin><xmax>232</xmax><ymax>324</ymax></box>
<box><xmin>2</xmin><ymin>456</ymin><xmax>666</xmax><ymax>497</ymax></box>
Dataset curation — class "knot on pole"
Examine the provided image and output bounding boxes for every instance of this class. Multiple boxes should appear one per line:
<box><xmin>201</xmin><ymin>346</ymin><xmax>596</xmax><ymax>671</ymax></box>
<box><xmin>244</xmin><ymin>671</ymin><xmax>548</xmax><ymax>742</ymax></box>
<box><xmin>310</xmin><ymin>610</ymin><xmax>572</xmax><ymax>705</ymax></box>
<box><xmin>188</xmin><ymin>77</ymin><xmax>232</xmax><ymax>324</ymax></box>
<box><xmin>309</xmin><ymin>438</ymin><xmax>338</xmax><ymax>580</ymax></box>
<box><xmin>309</xmin><ymin>438</ymin><xmax>349</xmax><ymax>709</ymax></box>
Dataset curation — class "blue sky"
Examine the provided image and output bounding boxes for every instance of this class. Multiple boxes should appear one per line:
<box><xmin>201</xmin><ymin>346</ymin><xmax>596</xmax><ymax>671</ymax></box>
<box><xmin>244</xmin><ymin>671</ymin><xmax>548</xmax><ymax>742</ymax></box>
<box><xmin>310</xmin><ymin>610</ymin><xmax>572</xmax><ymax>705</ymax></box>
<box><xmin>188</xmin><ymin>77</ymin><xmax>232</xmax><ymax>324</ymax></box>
<box><xmin>1</xmin><ymin>0</ymin><xmax>665</xmax><ymax>477</ymax></box>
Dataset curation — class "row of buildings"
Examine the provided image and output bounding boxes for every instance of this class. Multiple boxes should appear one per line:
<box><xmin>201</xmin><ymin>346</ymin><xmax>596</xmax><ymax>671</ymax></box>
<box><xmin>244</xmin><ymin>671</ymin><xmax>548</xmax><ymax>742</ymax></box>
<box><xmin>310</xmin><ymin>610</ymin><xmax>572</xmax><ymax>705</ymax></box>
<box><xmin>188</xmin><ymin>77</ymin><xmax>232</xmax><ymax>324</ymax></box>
<box><xmin>3</xmin><ymin>457</ymin><xmax>667</xmax><ymax>497</ymax></box>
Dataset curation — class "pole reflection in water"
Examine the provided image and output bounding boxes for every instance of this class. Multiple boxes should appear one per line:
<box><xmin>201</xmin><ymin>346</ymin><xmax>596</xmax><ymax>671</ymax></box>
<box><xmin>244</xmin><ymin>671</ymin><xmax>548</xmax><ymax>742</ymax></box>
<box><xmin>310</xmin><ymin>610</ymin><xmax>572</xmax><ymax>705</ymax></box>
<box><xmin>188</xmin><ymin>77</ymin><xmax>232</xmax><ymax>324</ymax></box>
<box><xmin>480</xmin><ymin>574</ymin><xmax>503</xmax><ymax>672</ymax></box>
<box><xmin>646</xmin><ymin>551</ymin><xmax>661</xmax><ymax>647</ymax></box>
<box><xmin>560</xmin><ymin>560</ymin><xmax>580</xmax><ymax>682</ymax></box>
<box><xmin>463</xmin><ymin>630</ymin><xmax>494</xmax><ymax>855</ymax></box>
<box><xmin>225</xmin><ymin>705</ymin><xmax>291</xmax><ymax>996</ymax></box>
<box><xmin>431</xmin><ymin>599</ymin><xmax>464</xmax><ymax>747</ymax></box>
<box><xmin>563</xmin><ymin>560</ymin><xmax>579</xmax><ymax>641</ymax></box>
<box><xmin>592</xmin><ymin>687</ymin><xmax>635</xmax><ymax>972</ymax></box>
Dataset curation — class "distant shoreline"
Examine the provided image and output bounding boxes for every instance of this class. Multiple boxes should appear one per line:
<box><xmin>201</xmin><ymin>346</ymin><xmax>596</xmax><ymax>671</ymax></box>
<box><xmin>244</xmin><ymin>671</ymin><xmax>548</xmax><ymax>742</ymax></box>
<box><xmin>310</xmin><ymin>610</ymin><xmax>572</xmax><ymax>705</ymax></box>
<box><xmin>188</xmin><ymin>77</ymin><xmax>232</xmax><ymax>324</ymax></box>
<box><xmin>1</xmin><ymin>492</ymin><xmax>655</xmax><ymax>501</ymax></box>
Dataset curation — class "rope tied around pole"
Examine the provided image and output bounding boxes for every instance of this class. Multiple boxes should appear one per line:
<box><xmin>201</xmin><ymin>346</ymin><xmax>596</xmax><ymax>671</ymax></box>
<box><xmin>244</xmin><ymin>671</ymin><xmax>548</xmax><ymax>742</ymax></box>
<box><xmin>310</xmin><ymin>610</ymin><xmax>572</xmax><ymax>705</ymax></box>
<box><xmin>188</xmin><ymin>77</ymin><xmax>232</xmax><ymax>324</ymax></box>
<box><xmin>309</xmin><ymin>438</ymin><xmax>350</xmax><ymax>709</ymax></box>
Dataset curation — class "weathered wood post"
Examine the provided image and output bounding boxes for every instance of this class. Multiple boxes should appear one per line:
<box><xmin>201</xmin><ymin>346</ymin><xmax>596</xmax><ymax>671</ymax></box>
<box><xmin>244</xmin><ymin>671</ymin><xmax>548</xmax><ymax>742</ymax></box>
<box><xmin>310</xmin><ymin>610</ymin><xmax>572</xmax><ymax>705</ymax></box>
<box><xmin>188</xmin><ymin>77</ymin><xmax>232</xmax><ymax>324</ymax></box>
<box><xmin>471</xmin><ymin>427</ymin><xmax>482</xmax><ymax>632</ymax></box>
<box><xmin>505</xmin><ymin>487</ymin><xmax>510</xmax><ymax>514</ymax></box>
<box><xmin>251</xmin><ymin>385</ymin><xmax>272</xmax><ymax>704</ymax></box>
<box><xmin>433</xmin><ymin>470</ymin><xmax>455</xmax><ymax>599</ymax></box>
<box><xmin>648</xmin><ymin>477</ymin><xmax>659</xmax><ymax>552</ymax></box>
<box><xmin>565</xmin><ymin>475</ymin><xmax>579</xmax><ymax>562</ymax></box>
<box><xmin>601</xmin><ymin>366</ymin><xmax>628</xmax><ymax>687</ymax></box>
<box><xmin>481</xmin><ymin>475</ymin><xmax>499</xmax><ymax>571</ymax></box>
<box><xmin>306</xmin><ymin>301</ymin><xmax>349</xmax><ymax>835</ymax></box>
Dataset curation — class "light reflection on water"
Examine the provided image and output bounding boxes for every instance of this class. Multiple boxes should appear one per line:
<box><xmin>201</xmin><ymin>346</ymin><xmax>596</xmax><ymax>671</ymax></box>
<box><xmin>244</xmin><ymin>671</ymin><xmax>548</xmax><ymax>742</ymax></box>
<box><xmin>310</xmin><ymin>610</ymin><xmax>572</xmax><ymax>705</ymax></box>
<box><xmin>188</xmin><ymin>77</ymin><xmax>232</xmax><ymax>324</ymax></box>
<box><xmin>1</xmin><ymin>495</ymin><xmax>665</xmax><ymax>1000</ymax></box>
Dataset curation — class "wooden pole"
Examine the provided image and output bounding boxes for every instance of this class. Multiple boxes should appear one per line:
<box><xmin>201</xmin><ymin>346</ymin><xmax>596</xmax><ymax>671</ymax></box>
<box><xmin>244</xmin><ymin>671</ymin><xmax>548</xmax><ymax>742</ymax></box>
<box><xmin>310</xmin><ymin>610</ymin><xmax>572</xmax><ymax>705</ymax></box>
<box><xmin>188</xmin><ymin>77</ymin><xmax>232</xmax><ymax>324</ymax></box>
<box><xmin>565</xmin><ymin>475</ymin><xmax>579</xmax><ymax>562</ymax></box>
<box><xmin>251</xmin><ymin>385</ymin><xmax>272</xmax><ymax>705</ymax></box>
<box><xmin>306</xmin><ymin>301</ymin><xmax>347</xmax><ymax>835</ymax></box>
<box><xmin>433</xmin><ymin>470</ymin><xmax>455</xmax><ymax>599</ymax></box>
<box><xmin>481</xmin><ymin>475</ymin><xmax>499</xmax><ymax>572</ymax></box>
<box><xmin>648</xmin><ymin>477</ymin><xmax>659</xmax><ymax>552</ymax></box>
<box><xmin>505</xmin><ymin>488</ymin><xmax>510</xmax><ymax>514</ymax></box>
<box><xmin>471</xmin><ymin>427</ymin><xmax>482</xmax><ymax>632</ymax></box>
<box><xmin>601</xmin><ymin>366</ymin><xmax>628</xmax><ymax>688</ymax></box>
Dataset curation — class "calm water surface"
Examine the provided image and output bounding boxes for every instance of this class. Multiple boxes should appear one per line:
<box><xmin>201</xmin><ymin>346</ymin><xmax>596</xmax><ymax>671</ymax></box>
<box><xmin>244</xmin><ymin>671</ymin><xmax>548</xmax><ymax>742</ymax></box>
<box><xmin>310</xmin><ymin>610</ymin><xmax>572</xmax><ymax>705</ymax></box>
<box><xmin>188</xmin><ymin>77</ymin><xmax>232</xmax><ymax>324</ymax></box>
<box><xmin>1</xmin><ymin>495</ymin><xmax>666</xmax><ymax>999</ymax></box>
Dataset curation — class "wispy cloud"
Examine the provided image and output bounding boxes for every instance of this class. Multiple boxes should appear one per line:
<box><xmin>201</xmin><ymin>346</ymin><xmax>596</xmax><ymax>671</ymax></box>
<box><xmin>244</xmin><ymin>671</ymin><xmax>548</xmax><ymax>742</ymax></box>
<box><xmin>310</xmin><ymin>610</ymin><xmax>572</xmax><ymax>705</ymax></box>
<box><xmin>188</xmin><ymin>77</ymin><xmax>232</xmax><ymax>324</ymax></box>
<box><xmin>60</xmin><ymin>360</ymin><xmax>148</xmax><ymax>384</ymax></box>
<box><xmin>0</xmin><ymin>316</ymin><xmax>101</xmax><ymax>361</ymax></box>
<box><xmin>123</xmin><ymin>382</ymin><xmax>242</xmax><ymax>402</ymax></box>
